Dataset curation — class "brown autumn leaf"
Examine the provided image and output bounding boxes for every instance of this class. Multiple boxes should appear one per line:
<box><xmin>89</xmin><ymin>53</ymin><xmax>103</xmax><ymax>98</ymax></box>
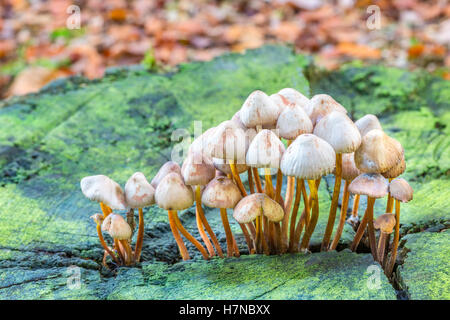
<box><xmin>408</xmin><ymin>43</ymin><xmax>425</xmax><ymax>59</ymax></box>
<box><xmin>108</xmin><ymin>8</ymin><xmax>128</xmax><ymax>22</ymax></box>
<box><xmin>336</xmin><ymin>42</ymin><xmax>381</xmax><ymax>59</ymax></box>
<box><xmin>270</xmin><ymin>21</ymin><xmax>302</xmax><ymax>43</ymax></box>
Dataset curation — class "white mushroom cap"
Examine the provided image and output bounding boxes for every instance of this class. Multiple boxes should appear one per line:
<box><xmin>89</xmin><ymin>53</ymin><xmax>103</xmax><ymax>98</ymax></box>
<box><xmin>277</xmin><ymin>88</ymin><xmax>309</xmax><ymax>107</ymax></box>
<box><xmin>270</xmin><ymin>93</ymin><xmax>290</xmax><ymax>116</ymax></box>
<box><xmin>124</xmin><ymin>172</ymin><xmax>155</xmax><ymax>209</ymax></box>
<box><xmin>231</xmin><ymin>111</ymin><xmax>247</xmax><ymax>130</ymax></box>
<box><xmin>102</xmin><ymin>213</ymin><xmax>132</xmax><ymax>240</ymax></box>
<box><xmin>354</xmin><ymin>129</ymin><xmax>404</xmax><ymax>173</ymax></box>
<box><xmin>339</xmin><ymin>153</ymin><xmax>361</xmax><ymax>181</ymax></box>
<box><xmin>155</xmin><ymin>172</ymin><xmax>194</xmax><ymax>211</ymax></box>
<box><xmin>202</xmin><ymin>176</ymin><xmax>243</xmax><ymax>209</ymax></box>
<box><xmin>348</xmin><ymin>173</ymin><xmax>388</xmax><ymax>198</ymax></box>
<box><xmin>189</xmin><ymin>127</ymin><xmax>217</xmax><ymax>157</ymax></box>
<box><xmin>233</xmin><ymin>193</ymin><xmax>284</xmax><ymax>223</ymax></box>
<box><xmin>181</xmin><ymin>151</ymin><xmax>215</xmax><ymax>186</ymax></box>
<box><xmin>90</xmin><ymin>213</ymin><xmax>104</xmax><ymax>225</ymax></box>
<box><xmin>313</xmin><ymin>111</ymin><xmax>361</xmax><ymax>154</ymax></box>
<box><xmin>239</xmin><ymin>90</ymin><xmax>279</xmax><ymax>128</ymax></box>
<box><xmin>306</xmin><ymin>94</ymin><xmax>347</xmax><ymax>126</ymax></box>
<box><xmin>276</xmin><ymin>104</ymin><xmax>313</xmax><ymax>140</ymax></box>
<box><xmin>355</xmin><ymin>114</ymin><xmax>383</xmax><ymax>137</ymax></box>
<box><xmin>382</xmin><ymin>154</ymin><xmax>406</xmax><ymax>179</ymax></box>
<box><xmin>209</xmin><ymin>120</ymin><xmax>248</xmax><ymax>163</ymax></box>
<box><xmin>374</xmin><ymin>213</ymin><xmax>396</xmax><ymax>234</ymax></box>
<box><xmin>150</xmin><ymin>161</ymin><xmax>181</xmax><ymax>189</ymax></box>
<box><xmin>246</xmin><ymin>129</ymin><xmax>285</xmax><ymax>169</ymax></box>
<box><xmin>389</xmin><ymin>178</ymin><xmax>413</xmax><ymax>203</ymax></box>
<box><xmin>80</xmin><ymin>175</ymin><xmax>126</xmax><ymax>210</ymax></box>
<box><xmin>280</xmin><ymin>134</ymin><xmax>336</xmax><ymax>180</ymax></box>
<box><xmin>213</xmin><ymin>157</ymin><xmax>248</xmax><ymax>175</ymax></box>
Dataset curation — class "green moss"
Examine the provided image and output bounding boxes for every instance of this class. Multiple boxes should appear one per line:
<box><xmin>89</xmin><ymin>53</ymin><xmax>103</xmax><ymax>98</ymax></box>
<box><xmin>397</xmin><ymin>231</ymin><xmax>450</xmax><ymax>300</ymax></box>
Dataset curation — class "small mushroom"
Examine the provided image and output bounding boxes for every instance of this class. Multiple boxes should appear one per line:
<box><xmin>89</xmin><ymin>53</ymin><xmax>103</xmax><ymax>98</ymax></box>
<box><xmin>382</xmin><ymin>154</ymin><xmax>406</xmax><ymax>213</ymax></box>
<box><xmin>239</xmin><ymin>90</ymin><xmax>279</xmax><ymax>128</ymax></box>
<box><xmin>189</xmin><ymin>127</ymin><xmax>217</xmax><ymax>158</ymax></box>
<box><xmin>124</xmin><ymin>172</ymin><xmax>155</xmax><ymax>263</ymax></box>
<box><xmin>280</xmin><ymin>134</ymin><xmax>336</xmax><ymax>252</ymax></box>
<box><xmin>277</xmin><ymin>88</ymin><xmax>309</xmax><ymax>108</ymax></box>
<box><xmin>386</xmin><ymin>178</ymin><xmax>413</xmax><ymax>276</ymax></box>
<box><xmin>150</xmin><ymin>161</ymin><xmax>181</xmax><ymax>189</ymax></box>
<box><xmin>305</xmin><ymin>94</ymin><xmax>347</xmax><ymax>126</ymax></box>
<box><xmin>314</xmin><ymin>111</ymin><xmax>361</xmax><ymax>251</ymax></box>
<box><xmin>102</xmin><ymin>213</ymin><xmax>133</xmax><ymax>265</ymax></box>
<box><xmin>90</xmin><ymin>213</ymin><xmax>119</xmax><ymax>266</ymax></box>
<box><xmin>155</xmin><ymin>172</ymin><xmax>209</xmax><ymax>260</ymax></box>
<box><xmin>349</xmin><ymin>173</ymin><xmax>389</xmax><ymax>261</ymax></box>
<box><xmin>374</xmin><ymin>213</ymin><xmax>396</xmax><ymax>265</ymax></box>
<box><xmin>355</xmin><ymin>114</ymin><xmax>383</xmax><ymax>137</ymax></box>
<box><xmin>202</xmin><ymin>176</ymin><xmax>244</xmax><ymax>257</ymax></box>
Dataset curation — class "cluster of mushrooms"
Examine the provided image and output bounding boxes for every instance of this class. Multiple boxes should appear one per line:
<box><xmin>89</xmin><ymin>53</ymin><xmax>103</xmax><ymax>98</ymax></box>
<box><xmin>80</xmin><ymin>88</ymin><xmax>413</xmax><ymax>276</ymax></box>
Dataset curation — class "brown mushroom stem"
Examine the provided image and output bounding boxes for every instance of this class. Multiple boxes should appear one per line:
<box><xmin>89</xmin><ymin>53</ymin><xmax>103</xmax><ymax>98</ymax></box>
<box><xmin>247</xmin><ymin>221</ymin><xmax>256</xmax><ymax>240</ymax></box>
<box><xmin>100</xmin><ymin>202</ymin><xmax>112</xmax><ymax>218</ymax></box>
<box><xmin>366</xmin><ymin>197</ymin><xmax>378</xmax><ymax>261</ymax></box>
<box><xmin>247</xmin><ymin>169</ymin><xmax>255</xmax><ymax>194</ymax></box>
<box><xmin>300</xmin><ymin>179</ymin><xmax>319</xmax><ymax>251</ymax></box>
<box><xmin>120</xmin><ymin>239</ymin><xmax>133</xmax><ymax>266</ymax></box>
<box><xmin>252</xmin><ymin>167</ymin><xmax>263</xmax><ymax>193</ymax></box>
<box><xmin>385</xmin><ymin>179</ymin><xmax>394</xmax><ymax>213</ymax></box>
<box><xmin>195</xmin><ymin>206</ymin><xmax>215</xmax><ymax>257</ymax></box>
<box><xmin>173</xmin><ymin>211</ymin><xmax>209</xmax><ymax>260</ymax></box>
<box><xmin>195</xmin><ymin>185</ymin><xmax>224</xmax><ymax>258</ymax></box>
<box><xmin>239</xmin><ymin>223</ymin><xmax>254</xmax><ymax>253</ymax></box>
<box><xmin>288</xmin><ymin>178</ymin><xmax>302</xmax><ymax>252</ymax></box>
<box><xmin>351</xmin><ymin>194</ymin><xmax>360</xmax><ymax>219</ymax></box>
<box><xmin>264</xmin><ymin>168</ymin><xmax>275</xmax><ymax>199</ymax></box>
<box><xmin>377</xmin><ymin>232</ymin><xmax>389</xmax><ymax>265</ymax></box>
<box><xmin>350</xmin><ymin>205</ymin><xmax>370</xmax><ymax>251</ymax></box>
<box><xmin>329</xmin><ymin>179</ymin><xmax>351</xmax><ymax>250</ymax></box>
<box><xmin>292</xmin><ymin>182</ymin><xmax>312</xmax><ymax>250</ymax></box>
<box><xmin>167</xmin><ymin>210</ymin><xmax>190</xmax><ymax>260</ymax></box>
<box><xmin>134</xmin><ymin>208</ymin><xmax>145</xmax><ymax>262</ymax></box>
<box><xmin>321</xmin><ymin>153</ymin><xmax>342</xmax><ymax>251</ymax></box>
<box><xmin>383</xmin><ymin>233</ymin><xmax>391</xmax><ymax>268</ymax></box>
<box><xmin>283</xmin><ymin>140</ymin><xmax>295</xmax><ymax>216</ymax></box>
<box><xmin>231</xmin><ymin>232</ymin><xmax>240</xmax><ymax>257</ymax></box>
<box><xmin>229</xmin><ymin>160</ymin><xmax>247</xmax><ymax>197</ymax></box>
<box><xmin>96</xmin><ymin>223</ymin><xmax>119</xmax><ymax>265</ymax></box>
<box><xmin>114</xmin><ymin>238</ymin><xmax>126</xmax><ymax>264</ymax></box>
<box><xmin>275</xmin><ymin>169</ymin><xmax>283</xmax><ymax>203</ymax></box>
<box><xmin>255</xmin><ymin>215</ymin><xmax>262</xmax><ymax>253</ymax></box>
<box><xmin>274</xmin><ymin>222</ymin><xmax>282</xmax><ymax>254</ymax></box>
<box><xmin>220</xmin><ymin>208</ymin><xmax>238</xmax><ymax>257</ymax></box>
<box><xmin>387</xmin><ymin>200</ymin><xmax>401</xmax><ymax>276</ymax></box>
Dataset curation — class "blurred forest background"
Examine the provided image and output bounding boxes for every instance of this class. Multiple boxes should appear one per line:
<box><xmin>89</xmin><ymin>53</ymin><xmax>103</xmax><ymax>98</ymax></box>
<box><xmin>0</xmin><ymin>0</ymin><xmax>449</xmax><ymax>99</ymax></box>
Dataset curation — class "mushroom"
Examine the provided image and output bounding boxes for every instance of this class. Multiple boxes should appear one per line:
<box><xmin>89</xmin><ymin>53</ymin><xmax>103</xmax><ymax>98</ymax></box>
<box><xmin>239</xmin><ymin>90</ymin><xmax>279</xmax><ymax>129</ymax></box>
<box><xmin>276</xmin><ymin>103</ymin><xmax>313</xmax><ymax>249</ymax></box>
<box><xmin>277</xmin><ymin>88</ymin><xmax>310</xmax><ymax>107</ymax></box>
<box><xmin>233</xmin><ymin>193</ymin><xmax>284</xmax><ymax>254</ymax></box>
<box><xmin>102</xmin><ymin>213</ymin><xmax>133</xmax><ymax>265</ymax></box>
<box><xmin>280</xmin><ymin>134</ymin><xmax>336</xmax><ymax>252</ymax></box>
<box><xmin>349</xmin><ymin>173</ymin><xmax>389</xmax><ymax>261</ymax></box>
<box><xmin>313</xmin><ymin>111</ymin><xmax>361</xmax><ymax>251</ymax></box>
<box><xmin>374</xmin><ymin>213</ymin><xmax>396</xmax><ymax>265</ymax></box>
<box><xmin>150</xmin><ymin>161</ymin><xmax>181</xmax><ymax>189</ymax></box>
<box><xmin>305</xmin><ymin>94</ymin><xmax>347</xmax><ymax>126</ymax></box>
<box><xmin>246</xmin><ymin>129</ymin><xmax>285</xmax><ymax>252</ymax></box>
<box><xmin>209</xmin><ymin>120</ymin><xmax>248</xmax><ymax>196</ymax></box>
<box><xmin>182</xmin><ymin>151</ymin><xmax>223</xmax><ymax>258</ymax></box>
<box><xmin>355</xmin><ymin>114</ymin><xmax>383</xmax><ymax>138</ymax></box>
<box><xmin>202</xmin><ymin>176</ymin><xmax>244</xmax><ymax>257</ymax></box>
<box><xmin>382</xmin><ymin>154</ymin><xmax>406</xmax><ymax>213</ymax></box>
<box><xmin>189</xmin><ymin>126</ymin><xmax>217</xmax><ymax>158</ymax></box>
<box><xmin>386</xmin><ymin>178</ymin><xmax>413</xmax><ymax>276</ymax></box>
<box><xmin>155</xmin><ymin>172</ymin><xmax>209</xmax><ymax>260</ymax></box>
<box><xmin>329</xmin><ymin>152</ymin><xmax>361</xmax><ymax>250</ymax></box>
<box><xmin>90</xmin><ymin>213</ymin><xmax>119</xmax><ymax>266</ymax></box>
<box><xmin>124</xmin><ymin>172</ymin><xmax>155</xmax><ymax>262</ymax></box>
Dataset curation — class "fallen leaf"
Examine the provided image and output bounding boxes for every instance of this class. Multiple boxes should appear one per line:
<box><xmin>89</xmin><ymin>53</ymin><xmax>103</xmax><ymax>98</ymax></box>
<box><xmin>337</xmin><ymin>42</ymin><xmax>381</xmax><ymax>59</ymax></box>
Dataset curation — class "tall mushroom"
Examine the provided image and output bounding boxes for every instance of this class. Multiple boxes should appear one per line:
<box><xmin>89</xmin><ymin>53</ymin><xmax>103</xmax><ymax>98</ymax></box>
<box><xmin>150</xmin><ymin>161</ymin><xmax>182</xmax><ymax>189</ymax></box>
<box><xmin>374</xmin><ymin>213</ymin><xmax>396</xmax><ymax>265</ymax></box>
<box><xmin>124</xmin><ymin>172</ymin><xmax>155</xmax><ymax>262</ymax></box>
<box><xmin>182</xmin><ymin>151</ymin><xmax>223</xmax><ymax>258</ymax></box>
<box><xmin>386</xmin><ymin>178</ymin><xmax>413</xmax><ymax>276</ymax></box>
<box><xmin>102</xmin><ymin>213</ymin><xmax>133</xmax><ymax>266</ymax></box>
<box><xmin>202</xmin><ymin>176</ymin><xmax>244</xmax><ymax>257</ymax></box>
<box><xmin>239</xmin><ymin>90</ymin><xmax>279</xmax><ymax>129</ymax></box>
<box><xmin>305</xmin><ymin>94</ymin><xmax>347</xmax><ymax>127</ymax></box>
<box><xmin>349</xmin><ymin>173</ymin><xmax>389</xmax><ymax>261</ymax></box>
<box><xmin>280</xmin><ymin>134</ymin><xmax>336</xmax><ymax>252</ymax></box>
<box><xmin>313</xmin><ymin>111</ymin><xmax>361</xmax><ymax>251</ymax></box>
<box><xmin>155</xmin><ymin>172</ymin><xmax>209</xmax><ymax>260</ymax></box>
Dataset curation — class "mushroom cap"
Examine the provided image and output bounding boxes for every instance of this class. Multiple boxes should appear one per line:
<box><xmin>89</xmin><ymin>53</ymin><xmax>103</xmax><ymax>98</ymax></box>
<box><xmin>213</xmin><ymin>157</ymin><xmax>248</xmax><ymax>175</ymax></box>
<box><xmin>202</xmin><ymin>176</ymin><xmax>243</xmax><ymax>209</ymax></box>
<box><xmin>354</xmin><ymin>129</ymin><xmax>404</xmax><ymax>173</ymax></box>
<box><xmin>102</xmin><ymin>213</ymin><xmax>132</xmax><ymax>240</ymax></box>
<box><xmin>277</xmin><ymin>88</ymin><xmax>309</xmax><ymax>107</ymax></box>
<box><xmin>155</xmin><ymin>172</ymin><xmax>194</xmax><ymax>210</ymax></box>
<box><xmin>181</xmin><ymin>151</ymin><xmax>215</xmax><ymax>186</ymax></box>
<box><xmin>276</xmin><ymin>103</ymin><xmax>313</xmax><ymax>140</ymax></box>
<box><xmin>374</xmin><ymin>213</ymin><xmax>396</xmax><ymax>234</ymax></box>
<box><xmin>306</xmin><ymin>94</ymin><xmax>347</xmax><ymax>126</ymax></box>
<box><xmin>209</xmin><ymin>120</ymin><xmax>248</xmax><ymax>163</ymax></box>
<box><xmin>230</xmin><ymin>111</ymin><xmax>247</xmax><ymax>130</ymax></box>
<box><xmin>239</xmin><ymin>90</ymin><xmax>279</xmax><ymax>128</ymax></box>
<box><xmin>389</xmin><ymin>178</ymin><xmax>413</xmax><ymax>203</ymax></box>
<box><xmin>150</xmin><ymin>161</ymin><xmax>181</xmax><ymax>189</ymax></box>
<box><xmin>355</xmin><ymin>114</ymin><xmax>382</xmax><ymax>137</ymax></box>
<box><xmin>233</xmin><ymin>193</ymin><xmax>284</xmax><ymax>223</ymax></box>
<box><xmin>80</xmin><ymin>175</ymin><xmax>126</xmax><ymax>210</ymax></box>
<box><xmin>280</xmin><ymin>134</ymin><xmax>336</xmax><ymax>180</ymax></box>
<box><xmin>336</xmin><ymin>152</ymin><xmax>361</xmax><ymax>181</ymax></box>
<box><xmin>124</xmin><ymin>172</ymin><xmax>155</xmax><ymax>208</ymax></box>
<box><xmin>313</xmin><ymin>111</ymin><xmax>361</xmax><ymax>153</ymax></box>
<box><xmin>348</xmin><ymin>173</ymin><xmax>389</xmax><ymax>198</ymax></box>
<box><xmin>189</xmin><ymin>127</ymin><xmax>217</xmax><ymax>157</ymax></box>
<box><xmin>90</xmin><ymin>213</ymin><xmax>104</xmax><ymax>225</ymax></box>
<box><xmin>246</xmin><ymin>129</ymin><xmax>285</xmax><ymax>169</ymax></box>
<box><xmin>270</xmin><ymin>93</ymin><xmax>291</xmax><ymax>116</ymax></box>
<box><xmin>382</xmin><ymin>155</ymin><xmax>406</xmax><ymax>179</ymax></box>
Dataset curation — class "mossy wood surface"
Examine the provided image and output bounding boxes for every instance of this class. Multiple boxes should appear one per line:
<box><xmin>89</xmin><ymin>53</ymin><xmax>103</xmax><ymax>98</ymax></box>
<box><xmin>0</xmin><ymin>46</ymin><xmax>448</xmax><ymax>299</ymax></box>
